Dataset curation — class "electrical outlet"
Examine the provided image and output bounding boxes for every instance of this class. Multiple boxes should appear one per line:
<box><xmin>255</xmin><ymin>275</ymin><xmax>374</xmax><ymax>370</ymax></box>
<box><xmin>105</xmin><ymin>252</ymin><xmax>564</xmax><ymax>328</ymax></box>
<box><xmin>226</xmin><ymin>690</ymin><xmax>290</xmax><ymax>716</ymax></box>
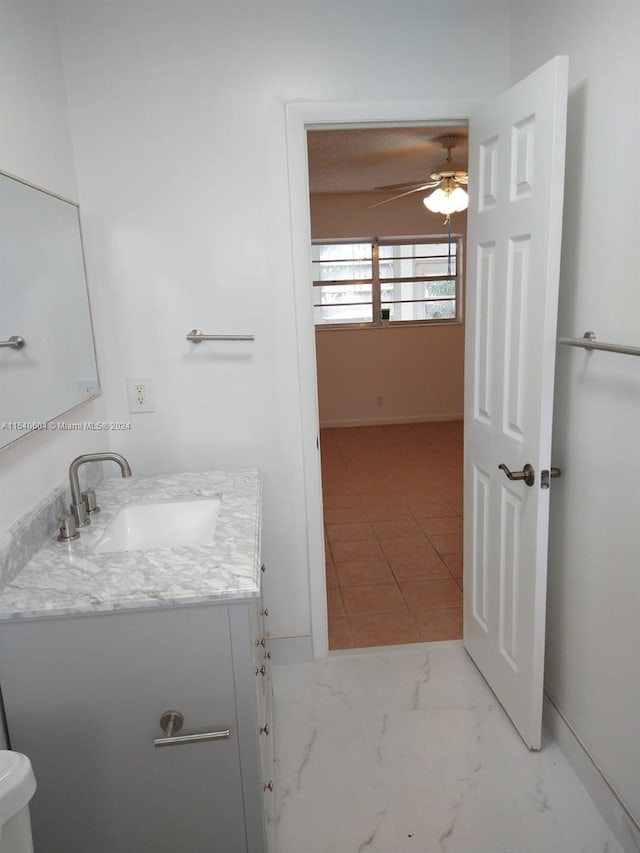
<box><xmin>126</xmin><ymin>377</ymin><xmax>155</xmax><ymax>413</ymax></box>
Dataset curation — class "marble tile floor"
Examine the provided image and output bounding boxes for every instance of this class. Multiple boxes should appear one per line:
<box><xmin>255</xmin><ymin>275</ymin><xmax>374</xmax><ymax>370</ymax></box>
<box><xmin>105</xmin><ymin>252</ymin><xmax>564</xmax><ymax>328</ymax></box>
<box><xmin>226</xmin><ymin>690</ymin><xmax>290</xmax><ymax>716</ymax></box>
<box><xmin>272</xmin><ymin>644</ymin><xmax>621</xmax><ymax>853</ymax></box>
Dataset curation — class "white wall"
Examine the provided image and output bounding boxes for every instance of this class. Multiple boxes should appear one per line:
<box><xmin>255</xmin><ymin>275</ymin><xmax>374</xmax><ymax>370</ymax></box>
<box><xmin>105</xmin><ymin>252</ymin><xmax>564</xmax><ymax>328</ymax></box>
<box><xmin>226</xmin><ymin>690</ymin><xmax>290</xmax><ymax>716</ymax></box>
<box><xmin>0</xmin><ymin>1</ymin><xmax>106</xmax><ymax>533</ymax></box>
<box><xmin>56</xmin><ymin>0</ymin><xmax>510</xmax><ymax>641</ymax></box>
<box><xmin>10</xmin><ymin>5</ymin><xmax>633</xmax><ymax>829</ymax></box>
<box><xmin>312</xmin><ymin>191</ymin><xmax>465</xmax><ymax>426</ymax></box>
<box><xmin>316</xmin><ymin>323</ymin><xmax>465</xmax><ymax>426</ymax></box>
<box><xmin>509</xmin><ymin>0</ymin><xmax>640</xmax><ymax>825</ymax></box>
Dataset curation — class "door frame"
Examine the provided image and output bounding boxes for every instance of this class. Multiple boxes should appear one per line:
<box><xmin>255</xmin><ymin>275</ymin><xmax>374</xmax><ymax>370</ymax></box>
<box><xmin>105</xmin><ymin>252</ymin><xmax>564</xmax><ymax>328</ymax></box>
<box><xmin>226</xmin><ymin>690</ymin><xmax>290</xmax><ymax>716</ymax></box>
<box><xmin>285</xmin><ymin>98</ymin><xmax>481</xmax><ymax>659</ymax></box>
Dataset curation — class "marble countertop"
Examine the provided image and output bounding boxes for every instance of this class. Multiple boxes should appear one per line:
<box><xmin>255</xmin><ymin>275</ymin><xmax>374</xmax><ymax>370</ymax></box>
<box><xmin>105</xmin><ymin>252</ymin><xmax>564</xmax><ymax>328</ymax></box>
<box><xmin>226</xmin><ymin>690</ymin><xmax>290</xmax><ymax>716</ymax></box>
<box><xmin>0</xmin><ymin>469</ymin><xmax>262</xmax><ymax>622</ymax></box>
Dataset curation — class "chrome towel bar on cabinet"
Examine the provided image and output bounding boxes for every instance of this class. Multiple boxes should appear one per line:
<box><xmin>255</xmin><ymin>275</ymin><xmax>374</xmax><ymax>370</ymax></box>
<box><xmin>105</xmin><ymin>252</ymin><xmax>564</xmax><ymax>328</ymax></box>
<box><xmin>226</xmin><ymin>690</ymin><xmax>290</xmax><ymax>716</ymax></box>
<box><xmin>186</xmin><ymin>328</ymin><xmax>254</xmax><ymax>343</ymax></box>
<box><xmin>153</xmin><ymin>710</ymin><xmax>230</xmax><ymax>748</ymax></box>
<box><xmin>558</xmin><ymin>330</ymin><xmax>640</xmax><ymax>357</ymax></box>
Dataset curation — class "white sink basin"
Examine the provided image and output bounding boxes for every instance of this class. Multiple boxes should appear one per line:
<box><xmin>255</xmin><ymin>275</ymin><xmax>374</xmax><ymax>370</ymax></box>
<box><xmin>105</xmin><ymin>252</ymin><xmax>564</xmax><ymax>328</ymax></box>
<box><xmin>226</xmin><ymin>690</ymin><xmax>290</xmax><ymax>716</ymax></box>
<box><xmin>93</xmin><ymin>497</ymin><xmax>221</xmax><ymax>553</ymax></box>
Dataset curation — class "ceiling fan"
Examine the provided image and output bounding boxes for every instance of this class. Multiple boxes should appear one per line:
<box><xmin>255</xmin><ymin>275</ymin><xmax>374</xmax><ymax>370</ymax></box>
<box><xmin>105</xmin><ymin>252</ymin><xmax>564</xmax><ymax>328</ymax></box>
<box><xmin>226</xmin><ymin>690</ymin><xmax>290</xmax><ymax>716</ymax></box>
<box><xmin>369</xmin><ymin>134</ymin><xmax>469</xmax><ymax>214</ymax></box>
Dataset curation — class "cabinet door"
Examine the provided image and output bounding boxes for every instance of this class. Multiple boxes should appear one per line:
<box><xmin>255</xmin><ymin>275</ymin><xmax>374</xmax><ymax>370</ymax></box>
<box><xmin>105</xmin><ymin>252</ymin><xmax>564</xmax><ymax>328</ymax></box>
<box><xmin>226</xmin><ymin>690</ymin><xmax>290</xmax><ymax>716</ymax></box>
<box><xmin>0</xmin><ymin>605</ymin><xmax>247</xmax><ymax>853</ymax></box>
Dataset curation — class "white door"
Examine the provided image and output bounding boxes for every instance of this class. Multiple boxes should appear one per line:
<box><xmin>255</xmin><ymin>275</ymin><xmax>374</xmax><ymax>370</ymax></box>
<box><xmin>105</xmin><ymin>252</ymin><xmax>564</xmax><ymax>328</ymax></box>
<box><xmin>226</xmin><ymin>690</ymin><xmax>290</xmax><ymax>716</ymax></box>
<box><xmin>463</xmin><ymin>56</ymin><xmax>568</xmax><ymax>750</ymax></box>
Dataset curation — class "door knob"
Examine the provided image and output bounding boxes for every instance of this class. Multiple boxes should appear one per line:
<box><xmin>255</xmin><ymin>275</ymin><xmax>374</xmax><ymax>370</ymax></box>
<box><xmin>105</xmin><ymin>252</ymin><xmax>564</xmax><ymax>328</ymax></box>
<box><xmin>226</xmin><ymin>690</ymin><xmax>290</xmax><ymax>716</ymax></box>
<box><xmin>498</xmin><ymin>462</ymin><xmax>535</xmax><ymax>487</ymax></box>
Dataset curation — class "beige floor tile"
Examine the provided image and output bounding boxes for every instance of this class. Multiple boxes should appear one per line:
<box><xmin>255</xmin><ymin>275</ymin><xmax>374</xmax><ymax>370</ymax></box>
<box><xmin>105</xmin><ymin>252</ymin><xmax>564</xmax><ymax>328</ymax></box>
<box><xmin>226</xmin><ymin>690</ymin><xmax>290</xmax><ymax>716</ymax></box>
<box><xmin>322</xmin><ymin>494</ymin><xmax>363</xmax><ymax>510</ymax></box>
<box><xmin>327</xmin><ymin>586</ymin><xmax>345</xmax><ymax>618</ymax></box>
<box><xmin>397</xmin><ymin>489</ymin><xmax>445</xmax><ymax>505</ymax></box>
<box><xmin>359</xmin><ymin>492</ymin><xmax>400</xmax><ymax>507</ymax></box>
<box><xmin>414</xmin><ymin>607</ymin><xmax>463</xmax><ymax>642</ymax></box>
<box><xmin>443</xmin><ymin>553</ymin><xmax>463</xmax><ymax>579</ymax></box>
<box><xmin>363</xmin><ymin>504</ymin><xmax>414</xmax><ymax>523</ymax></box>
<box><xmin>334</xmin><ymin>559</ymin><xmax>396</xmax><ymax>587</ymax></box>
<box><xmin>325</xmin><ymin>558</ymin><xmax>338</xmax><ymax>589</ymax></box>
<box><xmin>322</xmin><ymin>478</ymin><xmax>354</xmax><ymax>496</ymax></box>
<box><xmin>372</xmin><ymin>519</ymin><xmax>422</xmax><ymax>539</ymax></box>
<box><xmin>388</xmin><ymin>556</ymin><xmax>452</xmax><ymax>582</ymax></box>
<box><xmin>380</xmin><ymin>537</ymin><xmax>439</xmax><ymax>560</ymax></box>
<box><xmin>330</xmin><ymin>539</ymin><xmax>385</xmax><ymax>563</ymax></box>
<box><xmin>418</xmin><ymin>516</ymin><xmax>463</xmax><ymax>536</ymax></box>
<box><xmin>428</xmin><ymin>531</ymin><xmax>463</xmax><ymax>556</ymax></box>
<box><xmin>341</xmin><ymin>584</ymin><xmax>407</xmax><ymax>615</ymax></box>
<box><xmin>324</xmin><ymin>507</ymin><xmax>369</xmax><ymax>525</ymax></box>
<box><xmin>350</xmin><ymin>479</ymin><xmax>396</xmax><ymax>495</ymax></box>
<box><xmin>326</xmin><ymin>522</ymin><xmax>376</xmax><ymax>543</ymax></box>
<box><xmin>348</xmin><ymin>611</ymin><xmax>420</xmax><ymax>648</ymax></box>
<box><xmin>408</xmin><ymin>499</ymin><xmax>458</xmax><ymax>518</ymax></box>
<box><xmin>323</xmin><ymin>423</ymin><xmax>464</xmax><ymax>647</ymax></box>
<box><xmin>399</xmin><ymin>579</ymin><xmax>463</xmax><ymax>612</ymax></box>
<box><xmin>446</xmin><ymin>496</ymin><xmax>464</xmax><ymax>515</ymax></box>
<box><xmin>328</xmin><ymin>615</ymin><xmax>353</xmax><ymax>650</ymax></box>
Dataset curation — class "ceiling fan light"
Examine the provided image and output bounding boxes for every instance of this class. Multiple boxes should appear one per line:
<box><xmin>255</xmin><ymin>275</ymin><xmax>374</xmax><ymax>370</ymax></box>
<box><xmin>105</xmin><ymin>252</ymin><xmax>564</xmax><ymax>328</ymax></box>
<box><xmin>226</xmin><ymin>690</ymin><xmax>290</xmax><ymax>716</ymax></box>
<box><xmin>450</xmin><ymin>186</ymin><xmax>469</xmax><ymax>212</ymax></box>
<box><xmin>423</xmin><ymin>185</ymin><xmax>469</xmax><ymax>216</ymax></box>
<box><xmin>423</xmin><ymin>188</ymin><xmax>446</xmax><ymax>213</ymax></box>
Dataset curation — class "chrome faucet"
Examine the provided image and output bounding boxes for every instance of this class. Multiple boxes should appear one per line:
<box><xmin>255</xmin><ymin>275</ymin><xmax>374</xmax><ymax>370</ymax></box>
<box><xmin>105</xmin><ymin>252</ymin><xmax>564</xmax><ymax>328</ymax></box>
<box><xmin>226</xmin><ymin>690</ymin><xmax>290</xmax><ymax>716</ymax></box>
<box><xmin>69</xmin><ymin>452</ymin><xmax>132</xmax><ymax>527</ymax></box>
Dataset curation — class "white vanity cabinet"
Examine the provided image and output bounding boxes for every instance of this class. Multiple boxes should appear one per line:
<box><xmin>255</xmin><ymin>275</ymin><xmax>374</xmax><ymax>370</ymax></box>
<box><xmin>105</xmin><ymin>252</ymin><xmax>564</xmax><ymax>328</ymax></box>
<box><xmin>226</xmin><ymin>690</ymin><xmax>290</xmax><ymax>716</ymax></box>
<box><xmin>0</xmin><ymin>595</ymin><xmax>274</xmax><ymax>853</ymax></box>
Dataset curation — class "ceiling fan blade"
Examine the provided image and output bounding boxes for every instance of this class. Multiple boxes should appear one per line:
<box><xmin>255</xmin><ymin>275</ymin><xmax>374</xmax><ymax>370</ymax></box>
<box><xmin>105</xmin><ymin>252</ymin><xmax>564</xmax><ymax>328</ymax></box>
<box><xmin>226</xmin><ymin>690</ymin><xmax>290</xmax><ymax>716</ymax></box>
<box><xmin>368</xmin><ymin>182</ymin><xmax>441</xmax><ymax>209</ymax></box>
<box><xmin>374</xmin><ymin>179</ymin><xmax>440</xmax><ymax>192</ymax></box>
<box><xmin>374</xmin><ymin>180</ymin><xmax>427</xmax><ymax>192</ymax></box>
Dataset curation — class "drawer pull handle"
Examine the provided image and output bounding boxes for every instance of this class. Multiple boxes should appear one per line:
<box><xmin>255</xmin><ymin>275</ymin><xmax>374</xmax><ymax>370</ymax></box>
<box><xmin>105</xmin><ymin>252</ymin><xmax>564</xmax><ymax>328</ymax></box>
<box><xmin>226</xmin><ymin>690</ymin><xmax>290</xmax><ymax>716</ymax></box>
<box><xmin>259</xmin><ymin>724</ymin><xmax>270</xmax><ymax>735</ymax></box>
<box><xmin>255</xmin><ymin>637</ymin><xmax>266</xmax><ymax>647</ymax></box>
<box><xmin>154</xmin><ymin>710</ymin><xmax>230</xmax><ymax>748</ymax></box>
<box><xmin>255</xmin><ymin>665</ymin><xmax>266</xmax><ymax>676</ymax></box>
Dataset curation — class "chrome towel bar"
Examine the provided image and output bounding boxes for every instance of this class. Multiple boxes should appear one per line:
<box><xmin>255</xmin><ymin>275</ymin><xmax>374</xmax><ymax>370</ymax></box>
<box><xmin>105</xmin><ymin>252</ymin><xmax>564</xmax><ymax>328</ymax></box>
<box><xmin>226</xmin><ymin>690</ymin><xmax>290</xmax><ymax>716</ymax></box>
<box><xmin>557</xmin><ymin>331</ymin><xmax>640</xmax><ymax>358</ymax></box>
<box><xmin>0</xmin><ymin>335</ymin><xmax>25</xmax><ymax>350</ymax></box>
<box><xmin>187</xmin><ymin>328</ymin><xmax>254</xmax><ymax>343</ymax></box>
<box><xmin>153</xmin><ymin>710</ymin><xmax>231</xmax><ymax>748</ymax></box>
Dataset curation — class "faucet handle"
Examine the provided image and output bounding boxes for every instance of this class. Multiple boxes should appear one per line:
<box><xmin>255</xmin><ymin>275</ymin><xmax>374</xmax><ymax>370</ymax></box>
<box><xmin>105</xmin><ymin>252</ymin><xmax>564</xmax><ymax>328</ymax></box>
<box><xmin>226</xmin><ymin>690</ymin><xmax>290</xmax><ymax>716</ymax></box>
<box><xmin>70</xmin><ymin>501</ymin><xmax>90</xmax><ymax>527</ymax></box>
<box><xmin>57</xmin><ymin>514</ymin><xmax>79</xmax><ymax>542</ymax></box>
<box><xmin>82</xmin><ymin>489</ymin><xmax>100</xmax><ymax>514</ymax></box>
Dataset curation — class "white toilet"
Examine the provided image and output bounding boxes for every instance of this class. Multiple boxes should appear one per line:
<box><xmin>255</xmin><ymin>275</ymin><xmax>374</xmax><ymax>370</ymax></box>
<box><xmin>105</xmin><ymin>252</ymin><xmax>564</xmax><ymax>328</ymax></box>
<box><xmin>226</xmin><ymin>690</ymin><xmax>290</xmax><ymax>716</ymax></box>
<box><xmin>0</xmin><ymin>751</ymin><xmax>36</xmax><ymax>853</ymax></box>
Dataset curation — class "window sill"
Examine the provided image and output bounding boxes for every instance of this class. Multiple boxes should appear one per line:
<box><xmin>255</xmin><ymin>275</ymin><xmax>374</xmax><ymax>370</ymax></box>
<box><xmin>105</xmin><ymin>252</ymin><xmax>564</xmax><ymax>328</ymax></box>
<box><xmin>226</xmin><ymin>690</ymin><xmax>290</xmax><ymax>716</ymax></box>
<box><xmin>315</xmin><ymin>319</ymin><xmax>463</xmax><ymax>332</ymax></box>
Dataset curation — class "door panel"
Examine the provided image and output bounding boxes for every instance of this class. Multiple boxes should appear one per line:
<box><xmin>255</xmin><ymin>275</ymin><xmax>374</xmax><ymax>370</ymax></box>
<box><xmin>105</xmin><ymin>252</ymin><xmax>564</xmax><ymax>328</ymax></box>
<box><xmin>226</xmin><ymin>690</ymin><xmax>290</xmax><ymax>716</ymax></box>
<box><xmin>464</xmin><ymin>56</ymin><xmax>568</xmax><ymax>749</ymax></box>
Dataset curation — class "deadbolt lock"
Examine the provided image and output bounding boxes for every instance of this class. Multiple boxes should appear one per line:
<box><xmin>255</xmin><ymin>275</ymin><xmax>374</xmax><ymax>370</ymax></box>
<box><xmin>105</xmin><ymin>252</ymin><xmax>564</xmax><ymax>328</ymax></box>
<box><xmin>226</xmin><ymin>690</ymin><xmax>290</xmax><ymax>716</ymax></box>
<box><xmin>541</xmin><ymin>467</ymin><xmax>562</xmax><ymax>489</ymax></box>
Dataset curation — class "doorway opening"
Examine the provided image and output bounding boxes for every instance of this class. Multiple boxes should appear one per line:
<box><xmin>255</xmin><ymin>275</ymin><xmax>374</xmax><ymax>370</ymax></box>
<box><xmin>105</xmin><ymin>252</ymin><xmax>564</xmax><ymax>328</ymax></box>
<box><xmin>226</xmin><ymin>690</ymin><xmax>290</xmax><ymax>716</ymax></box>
<box><xmin>306</xmin><ymin>123</ymin><xmax>468</xmax><ymax>650</ymax></box>
<box><xmin>284</xmin><ymin>97</ymin><xmax>479</xmax><ymax>662</ymax></box>
<box><xmin>288</xmin><ymin>57</ymin><xmax>567</xmax><ymax>749</ymax></box>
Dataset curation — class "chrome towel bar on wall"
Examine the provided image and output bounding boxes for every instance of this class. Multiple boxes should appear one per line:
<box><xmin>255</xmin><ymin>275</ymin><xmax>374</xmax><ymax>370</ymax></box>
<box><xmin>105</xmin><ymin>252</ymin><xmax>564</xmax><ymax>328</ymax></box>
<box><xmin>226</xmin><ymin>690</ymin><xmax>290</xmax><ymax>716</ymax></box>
<box><xmin>186</xmin><ymin>328</ymin><xmax>254</xmax><ymax>343</ymax></box>
<box><xmin>0</xmin><ymin>335</ymin><xmax>25</xmax><ymax>350</ymax></box>
<box><xmin>557</xmin><ymin>330</ymin><xmax>640</xmax><ymax>358</ymax></box>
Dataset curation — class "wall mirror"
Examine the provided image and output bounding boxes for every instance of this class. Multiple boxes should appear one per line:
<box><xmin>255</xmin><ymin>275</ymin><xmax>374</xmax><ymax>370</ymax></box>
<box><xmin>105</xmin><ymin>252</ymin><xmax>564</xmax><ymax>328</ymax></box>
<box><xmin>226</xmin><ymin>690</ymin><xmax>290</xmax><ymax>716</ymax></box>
<box><xmin>0</xmin><ymin>171</ymin><xmax>100</xmax><ymax>450</ymax></box>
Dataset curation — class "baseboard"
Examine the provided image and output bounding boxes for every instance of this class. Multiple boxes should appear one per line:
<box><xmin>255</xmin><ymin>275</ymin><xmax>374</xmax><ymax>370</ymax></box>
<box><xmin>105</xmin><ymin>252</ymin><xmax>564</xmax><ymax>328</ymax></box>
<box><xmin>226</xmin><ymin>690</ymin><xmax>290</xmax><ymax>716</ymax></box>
<box><xmin>268</xmin><ymin>635</ymin><xmax>313</xmax><ymax>665</ymax></box>
<box><xmin>319</xmin><ymin>413</ymin><xmax>463</xmax><ymax>428</ymax></box>
<box><xmin>544</xmin><ymin>692</ymin><xmax>640</xmax><ymax>852</ymax></box>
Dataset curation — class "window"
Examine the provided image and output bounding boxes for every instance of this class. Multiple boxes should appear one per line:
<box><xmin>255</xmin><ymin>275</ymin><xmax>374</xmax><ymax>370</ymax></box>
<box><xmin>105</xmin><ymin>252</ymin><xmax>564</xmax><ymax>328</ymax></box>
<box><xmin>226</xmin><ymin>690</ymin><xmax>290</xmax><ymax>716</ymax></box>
<box><xmin>312</xmin><ymin>235</ymin><xmax>462</xmax><ymax>327</ymax></box>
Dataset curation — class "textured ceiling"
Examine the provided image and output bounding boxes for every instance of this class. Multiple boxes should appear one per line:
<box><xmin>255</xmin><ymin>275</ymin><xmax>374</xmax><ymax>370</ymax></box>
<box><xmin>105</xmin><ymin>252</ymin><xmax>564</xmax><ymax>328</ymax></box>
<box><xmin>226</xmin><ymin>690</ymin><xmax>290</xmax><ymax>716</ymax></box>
<box><xmin>307</xmin><ymin>124</ymin><xmax>469</xmax><ymax>194</ymax></box>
